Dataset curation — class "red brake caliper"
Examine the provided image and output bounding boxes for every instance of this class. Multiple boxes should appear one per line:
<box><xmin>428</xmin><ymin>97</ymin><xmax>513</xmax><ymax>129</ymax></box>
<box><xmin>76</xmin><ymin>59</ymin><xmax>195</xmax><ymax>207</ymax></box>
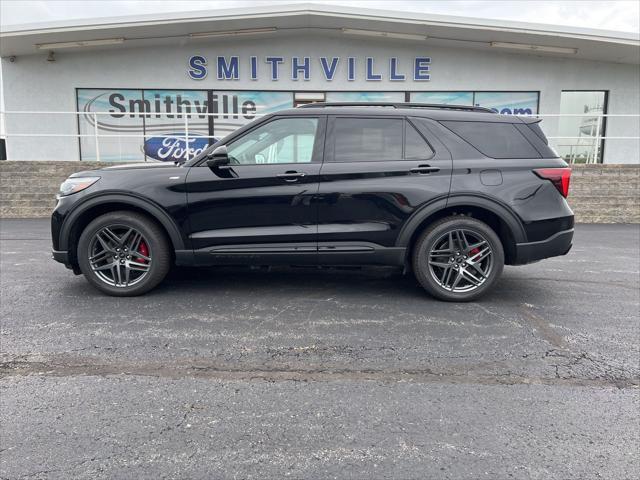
<box><xmin>137</xmin><ymin>241</ymin><xmax>149</xmax><ymax>264</ymax></box>
<box><xmin>469</xmin><ymin>247</ymin><xmax>480</xmax><ymax>258</ymax></box>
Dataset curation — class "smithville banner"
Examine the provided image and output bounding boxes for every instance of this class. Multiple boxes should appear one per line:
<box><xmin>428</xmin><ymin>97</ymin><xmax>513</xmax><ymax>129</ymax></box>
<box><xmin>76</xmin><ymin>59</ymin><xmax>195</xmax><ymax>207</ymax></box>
<box><xmin>187</xmin><ymin>55</ymin><xmax>432</xmax><ymax>82</ymax></box>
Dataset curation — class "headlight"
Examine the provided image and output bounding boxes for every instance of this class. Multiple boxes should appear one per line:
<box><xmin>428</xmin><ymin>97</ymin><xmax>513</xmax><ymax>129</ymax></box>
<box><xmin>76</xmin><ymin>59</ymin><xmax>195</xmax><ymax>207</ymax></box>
<box><xmin>59</xmin><ymin>177</ymin><xmax>100</xmax><ymax>196</ymax></box>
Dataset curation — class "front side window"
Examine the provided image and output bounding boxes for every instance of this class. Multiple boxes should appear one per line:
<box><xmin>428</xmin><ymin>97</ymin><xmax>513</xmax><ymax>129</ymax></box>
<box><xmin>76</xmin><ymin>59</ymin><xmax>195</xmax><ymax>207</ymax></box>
<box><xmin>333</xmin><ymin>118</ymin><xmax>403</xmax><ymax>162</ymax></box>
<box><xmin>226</xmin><ymin>117</ymin><xmax>319</xmax><ymax>164</ymax></box>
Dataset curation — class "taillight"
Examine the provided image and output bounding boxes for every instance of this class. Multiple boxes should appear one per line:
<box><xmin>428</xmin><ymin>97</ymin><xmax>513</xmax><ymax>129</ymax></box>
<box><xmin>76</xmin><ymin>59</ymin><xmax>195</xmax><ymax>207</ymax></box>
<box><xmin>533</xmin><ymin>168</ymin><xmax>571</xmax><ymax>198</ymax></box>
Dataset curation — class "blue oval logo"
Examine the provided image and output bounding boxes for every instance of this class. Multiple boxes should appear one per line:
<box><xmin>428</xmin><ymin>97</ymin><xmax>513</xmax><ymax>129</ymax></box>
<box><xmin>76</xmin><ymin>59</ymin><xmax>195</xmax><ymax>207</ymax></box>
<box><xmin>144</xmin><ymin>133</ymin><xmax>214</xmax><ymax>162</ymax></box>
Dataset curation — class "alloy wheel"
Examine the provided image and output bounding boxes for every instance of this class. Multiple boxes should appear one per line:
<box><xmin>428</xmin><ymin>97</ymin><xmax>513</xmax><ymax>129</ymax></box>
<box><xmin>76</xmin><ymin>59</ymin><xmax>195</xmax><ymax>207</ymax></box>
<box><xmin>427</xmin><ymin>228</ymin><xmax>493</xmax><ymax>293</ymax></box>
<box><xmin>88</xmin><ymin>225</ymin><xmax>152</xmax><ymax>288</ymax></box>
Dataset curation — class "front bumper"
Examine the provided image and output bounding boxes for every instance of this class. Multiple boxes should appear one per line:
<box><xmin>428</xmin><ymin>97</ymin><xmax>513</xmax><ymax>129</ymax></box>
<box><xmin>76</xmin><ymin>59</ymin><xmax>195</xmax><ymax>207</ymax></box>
<box><xmin>52</xmin><ymin>249</ymin><xmax>69</xmax><ymax>265</ymax></box>
<box><xmin>52</xmin><ymin>249</ymin><xmax>82</xmax><ymax>274</ymax></box>
<box><xmin>513</xmin><ymin>228</ymin><xmax>574</xmax><ymax>265</ymax></box>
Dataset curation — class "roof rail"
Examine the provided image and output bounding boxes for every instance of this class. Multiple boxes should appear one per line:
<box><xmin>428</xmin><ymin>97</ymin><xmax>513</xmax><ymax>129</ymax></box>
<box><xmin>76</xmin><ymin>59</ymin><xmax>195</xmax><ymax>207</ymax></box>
<box><xmin>298</xmin><ymin>102</ymin><xmax>496</xmax><ymax>113</ymax></box>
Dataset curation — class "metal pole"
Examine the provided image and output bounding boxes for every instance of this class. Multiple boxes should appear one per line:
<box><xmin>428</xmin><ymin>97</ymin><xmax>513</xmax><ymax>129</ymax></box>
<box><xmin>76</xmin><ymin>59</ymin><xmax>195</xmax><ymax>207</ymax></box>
<box><xmin>184</xmin><ymin>115</ymin><xmax>189</xmax><ymax>162</ymax></box>
<box><xmin>94</xmin><ymin>113</ymin><xmax>100</xmax><ymax>162</ymax></box>
<box><xmin>569</xmin><ymin>143</ymin><xmax>574</xmax><ymax>164</ymax></box>
<box><xmin>593</xmin><ymin>114</ymin><xmax>602</xmax><ymax>164</ymax></box>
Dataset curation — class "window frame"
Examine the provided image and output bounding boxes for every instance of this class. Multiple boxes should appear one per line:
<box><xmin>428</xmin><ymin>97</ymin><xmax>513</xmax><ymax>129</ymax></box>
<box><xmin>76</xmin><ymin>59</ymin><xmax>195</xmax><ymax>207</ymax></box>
<box><xmin>557</xmin><ymin>89</ymin><xmax>609</xmax><ymax>164</ymax></box>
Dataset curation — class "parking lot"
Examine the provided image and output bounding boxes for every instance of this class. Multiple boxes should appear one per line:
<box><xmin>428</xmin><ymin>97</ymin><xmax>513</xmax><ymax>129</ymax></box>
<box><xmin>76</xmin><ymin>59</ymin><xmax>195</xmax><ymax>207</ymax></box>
<box><xmin>0</xmin><ymin>219</ymin><xmax>638</xmax><ymax>479</ymax></box>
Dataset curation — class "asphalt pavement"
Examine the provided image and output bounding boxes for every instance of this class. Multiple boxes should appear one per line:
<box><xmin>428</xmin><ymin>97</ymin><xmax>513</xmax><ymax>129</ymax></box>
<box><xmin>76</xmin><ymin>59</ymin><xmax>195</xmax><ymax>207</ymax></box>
<box><xmin>1</xmin><ymin>219</ymin><xmax>639</xmax><ymax>479</ymax></box>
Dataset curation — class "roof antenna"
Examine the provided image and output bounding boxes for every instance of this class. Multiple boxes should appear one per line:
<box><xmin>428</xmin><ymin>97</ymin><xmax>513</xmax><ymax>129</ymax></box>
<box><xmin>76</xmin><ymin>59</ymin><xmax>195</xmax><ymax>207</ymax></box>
<box><xmin>47</xmin><ymin>51</ymin><xmax>55</xmax><ymax>62</ymax></box>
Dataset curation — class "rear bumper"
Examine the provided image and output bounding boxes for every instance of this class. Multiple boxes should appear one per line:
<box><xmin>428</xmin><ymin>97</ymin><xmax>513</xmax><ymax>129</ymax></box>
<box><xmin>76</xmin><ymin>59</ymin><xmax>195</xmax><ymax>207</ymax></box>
<box><xmin>513</xmin><ymin>228</ymin><xmax>573</xmax><ymax>265</ymax></box>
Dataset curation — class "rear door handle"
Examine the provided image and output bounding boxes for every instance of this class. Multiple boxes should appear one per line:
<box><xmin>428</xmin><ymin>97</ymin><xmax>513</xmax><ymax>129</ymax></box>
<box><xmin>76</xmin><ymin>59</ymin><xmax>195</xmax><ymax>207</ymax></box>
<box><xmin>410</xmin><ymin>165</ymin><xmax>440</xmax><ymax>175</ymax></box>
<box><xmin>277</xmin><ymin>171</ymin><xmax>306</xmax><ymax>182</ymax></box>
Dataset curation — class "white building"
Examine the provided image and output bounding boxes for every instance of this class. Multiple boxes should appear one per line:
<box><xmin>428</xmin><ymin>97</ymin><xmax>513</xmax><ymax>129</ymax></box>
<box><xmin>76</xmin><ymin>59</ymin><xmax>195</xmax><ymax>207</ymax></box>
<box><xmin>1</xmin><ymin>3</ymin><xmax>638</xmax><ymax>164</ymax></box>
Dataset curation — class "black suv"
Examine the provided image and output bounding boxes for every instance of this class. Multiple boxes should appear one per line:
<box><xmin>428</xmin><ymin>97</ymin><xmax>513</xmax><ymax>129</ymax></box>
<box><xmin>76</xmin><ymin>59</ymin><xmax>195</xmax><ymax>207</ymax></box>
<box><xmin>52</xmin><ymin>103</ymin><xmax>574</xmax><ymax>301</ymax></box>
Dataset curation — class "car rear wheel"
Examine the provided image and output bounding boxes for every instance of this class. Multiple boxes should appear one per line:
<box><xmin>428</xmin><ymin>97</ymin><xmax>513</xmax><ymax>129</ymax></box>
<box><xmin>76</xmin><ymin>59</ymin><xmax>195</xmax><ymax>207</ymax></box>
<box><xmin>77</xmin><ymin>211</ymin><xmax>171</xmax><ymax>296</ymax></box>
<box><xmin>412</xmin><ymin>216</ymin><xmax>504</xmax><ymax>302</ymax></box>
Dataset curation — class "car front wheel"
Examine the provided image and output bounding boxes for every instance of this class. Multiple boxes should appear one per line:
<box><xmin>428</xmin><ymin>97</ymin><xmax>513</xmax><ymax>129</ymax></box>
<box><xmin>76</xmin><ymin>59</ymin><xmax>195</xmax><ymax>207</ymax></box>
<box><xmin>412</xmin><ymin>216</ymin><xmax>504</xmax><ymax>302</ymax></box>
<box><xmin>77</xmin><ymin>211</ymin><xmax>171</xmax><ymax>296</ymax></box>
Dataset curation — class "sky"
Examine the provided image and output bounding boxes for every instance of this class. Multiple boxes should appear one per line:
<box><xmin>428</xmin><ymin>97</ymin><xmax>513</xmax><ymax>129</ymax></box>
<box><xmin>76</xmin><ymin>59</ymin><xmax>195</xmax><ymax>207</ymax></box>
<box><xmin>1</xmin><ymin>0</ymin><xmax>639</xmax><ymax>33</ymax></box>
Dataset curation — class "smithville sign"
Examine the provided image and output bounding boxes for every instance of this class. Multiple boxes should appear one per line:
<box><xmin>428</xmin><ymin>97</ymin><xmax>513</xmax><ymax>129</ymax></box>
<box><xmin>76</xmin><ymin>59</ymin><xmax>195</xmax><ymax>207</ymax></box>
<box><xmin>188</xmin><ymin>55</ymin><xmax>431</xmax><ymax>81</ymax></box>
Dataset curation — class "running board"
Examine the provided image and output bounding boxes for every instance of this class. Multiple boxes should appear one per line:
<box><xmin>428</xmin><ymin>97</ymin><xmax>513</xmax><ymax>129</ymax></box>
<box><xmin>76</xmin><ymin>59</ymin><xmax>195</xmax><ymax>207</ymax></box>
<box><xmin>176</xmin><ymin>242</ymin><xmax>406</xmax><ymax>267</ymax></box>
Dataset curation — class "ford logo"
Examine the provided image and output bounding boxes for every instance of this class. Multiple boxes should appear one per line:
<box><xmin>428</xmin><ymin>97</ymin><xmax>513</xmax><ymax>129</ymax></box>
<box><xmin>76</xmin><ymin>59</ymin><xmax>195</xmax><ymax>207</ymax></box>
<box><xmin>143</xmin><ymin>133</ymin><xmax>214</xmax><ymax>162</ymax></box>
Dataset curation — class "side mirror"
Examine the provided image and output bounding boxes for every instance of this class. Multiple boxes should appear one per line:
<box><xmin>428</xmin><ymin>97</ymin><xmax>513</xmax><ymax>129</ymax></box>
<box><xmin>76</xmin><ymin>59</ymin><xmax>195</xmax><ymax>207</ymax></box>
<box><xmin>206</xmin><ymin>145</ymin><xmax>230</xmax><ymax>169</ymax></box>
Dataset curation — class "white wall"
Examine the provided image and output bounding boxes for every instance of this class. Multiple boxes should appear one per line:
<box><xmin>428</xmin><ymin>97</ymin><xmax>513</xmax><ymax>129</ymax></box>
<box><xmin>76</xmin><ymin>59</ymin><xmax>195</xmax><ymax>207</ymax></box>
<box><xmin>1</xmin><ymin>32</ymin><xmax>639</xmax><ymax>163</ymax></box>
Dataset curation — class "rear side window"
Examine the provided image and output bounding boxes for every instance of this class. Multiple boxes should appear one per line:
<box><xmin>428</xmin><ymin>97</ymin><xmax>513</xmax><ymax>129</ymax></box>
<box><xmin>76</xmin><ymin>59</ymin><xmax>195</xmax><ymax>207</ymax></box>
<box><xmin>405</xmin><ymin>122</ymin><xmax>434</xmax><ymax>159</ymax></box>
<box><xmin>333</xmin><ymin>118</ymin><xmax>403</xmax><ymax>162</ymax></box>
<box><xmin>441</xmin><ymin>121</ymin><xmax>541</xmax><ymax>159</ymax></box>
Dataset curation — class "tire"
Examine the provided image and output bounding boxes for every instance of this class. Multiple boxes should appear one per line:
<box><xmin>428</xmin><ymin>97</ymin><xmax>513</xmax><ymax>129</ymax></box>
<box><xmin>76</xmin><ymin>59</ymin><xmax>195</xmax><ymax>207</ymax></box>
<box><xmin>412</xmin><ymin>216</ymin><xmax>504</xmax><ymax>302</ymax></box>
<box><xmin>77</xmin><ymin>211</ymin><xmax>171</xmax><ymax>296</ymax></box>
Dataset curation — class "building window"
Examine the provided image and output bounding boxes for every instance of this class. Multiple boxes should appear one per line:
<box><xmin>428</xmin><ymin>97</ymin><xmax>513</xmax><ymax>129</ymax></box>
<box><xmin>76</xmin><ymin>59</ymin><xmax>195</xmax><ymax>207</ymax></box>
<box><xmin>211</xmin><ymin>91</ymin><xmax>293</xmax><ymax>139</ymax></box>
<box><xmin>556</xmin><ymin>91</ymin><xmax>607</xmax><ymax>164</ymax></box>
<box><xmin>326</xmin><ymin>91</ymin><xmax>404</xmax><ymax>103</ymax></box>
<box><xmin>76</xmin><ymin>89</ymin><xmax>293</xmax><ymax>162</ymax></box>
<box><xmin>77</xmin><ymin>88</ymin><xmax>146</xmax><ymax>162</ymax></box>
<box><xmin>410</xmin><ymin>91</ymin><xmax>539</xmax><ymax>114</ymax></box>
<box><xmin>410</xmin><ymin>91</ymin><xmax>473</xmax><ymax>105</ymax></box>
<box><xmin>473</xmin><ymin>92</ymin><xmax>538</xmax><ymax>115</ymax></box>
<box><xmin>294</xmin><ymin>92</ymin><xmax>325</xmax><ymax>107</ymax></box>
<box><xmin>143</xmin><ymin>89</ymin><xmax>210</xmax><ymax>162</ymax></box>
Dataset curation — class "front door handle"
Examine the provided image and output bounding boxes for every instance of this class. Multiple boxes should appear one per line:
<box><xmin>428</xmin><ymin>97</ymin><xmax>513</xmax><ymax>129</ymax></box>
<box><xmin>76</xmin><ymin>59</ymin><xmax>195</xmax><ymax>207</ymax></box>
<box><xmin>410</xmin><ymin>165</ymin><xmax>440</xmax><ymax>175</ymax></box>
<box><xmin>277</xmin><ymin>171</ymin><xmax>306</xmax><ymax>182</ymax></box>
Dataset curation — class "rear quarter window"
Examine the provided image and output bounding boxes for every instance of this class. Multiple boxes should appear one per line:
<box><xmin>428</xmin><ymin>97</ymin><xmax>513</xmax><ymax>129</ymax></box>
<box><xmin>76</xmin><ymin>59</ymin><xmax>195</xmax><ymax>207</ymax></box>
<box><xmin>441</xmin><ymin>121</ymin><xmax>541</xmax><ymax>159</ymax></box>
